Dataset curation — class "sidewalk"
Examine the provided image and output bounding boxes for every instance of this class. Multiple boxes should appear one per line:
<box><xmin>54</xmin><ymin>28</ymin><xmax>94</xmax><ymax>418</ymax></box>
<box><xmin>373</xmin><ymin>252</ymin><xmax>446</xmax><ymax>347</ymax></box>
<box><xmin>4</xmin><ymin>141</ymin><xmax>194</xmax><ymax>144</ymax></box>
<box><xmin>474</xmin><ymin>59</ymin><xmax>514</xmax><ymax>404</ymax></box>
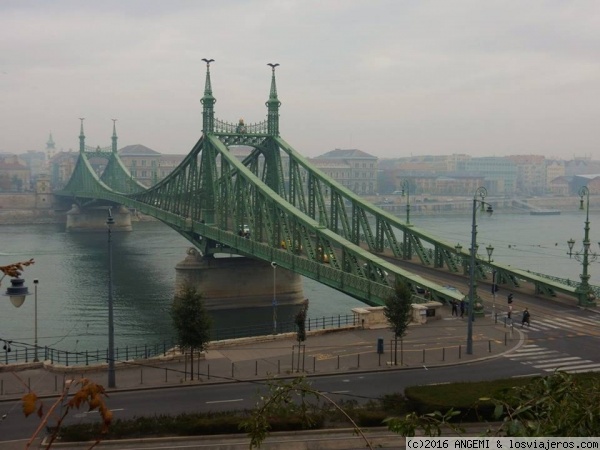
<box><xmin>0</xmin><ymin>311</ymin><xmax>523</xmax><ymax>401</ymax></box>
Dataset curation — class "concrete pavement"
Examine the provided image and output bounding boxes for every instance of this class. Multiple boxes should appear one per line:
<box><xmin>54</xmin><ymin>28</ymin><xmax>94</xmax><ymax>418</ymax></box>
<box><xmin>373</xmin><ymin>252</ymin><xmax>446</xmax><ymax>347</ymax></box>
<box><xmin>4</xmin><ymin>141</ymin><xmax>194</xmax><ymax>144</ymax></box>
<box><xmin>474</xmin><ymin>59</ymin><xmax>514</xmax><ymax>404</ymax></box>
<box><xmin>0</xmin><ymin>309</ymin><xmax>522</xmax><ymax>401</ymax></box>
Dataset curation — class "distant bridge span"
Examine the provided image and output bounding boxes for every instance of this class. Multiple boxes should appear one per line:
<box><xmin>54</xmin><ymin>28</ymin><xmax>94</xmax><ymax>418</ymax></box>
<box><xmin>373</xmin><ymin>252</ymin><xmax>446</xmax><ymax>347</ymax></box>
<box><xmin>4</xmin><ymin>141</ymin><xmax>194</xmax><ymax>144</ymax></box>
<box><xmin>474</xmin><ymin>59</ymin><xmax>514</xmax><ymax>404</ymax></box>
<box><xmin>55</xmin><ymin>62</ymin><xmax>589</xmax><ymax>308</ymax></box>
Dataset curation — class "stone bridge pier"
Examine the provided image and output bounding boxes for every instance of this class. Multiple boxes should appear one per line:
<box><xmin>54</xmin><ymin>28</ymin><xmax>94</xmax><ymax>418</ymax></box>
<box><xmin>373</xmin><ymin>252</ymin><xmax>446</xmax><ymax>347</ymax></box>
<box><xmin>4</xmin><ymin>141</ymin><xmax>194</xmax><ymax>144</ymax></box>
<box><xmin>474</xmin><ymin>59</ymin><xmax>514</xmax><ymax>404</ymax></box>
<box><xmin>175</xmin><ymin>248</ymin><xmax>305</xmax><ymax>310</ymax></box>
<box><xmin>65</xmin><ymin>204</ymin><xmax>133</xmax><ymax>232</ymax></box>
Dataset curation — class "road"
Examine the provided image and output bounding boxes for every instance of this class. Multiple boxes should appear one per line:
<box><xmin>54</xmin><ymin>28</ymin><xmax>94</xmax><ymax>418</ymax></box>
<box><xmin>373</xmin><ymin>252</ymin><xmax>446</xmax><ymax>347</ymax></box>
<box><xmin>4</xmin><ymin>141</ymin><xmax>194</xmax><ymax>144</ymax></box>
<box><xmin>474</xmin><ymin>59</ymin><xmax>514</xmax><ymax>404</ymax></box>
<box><xmin>2</xmin><ymin>287</ymin><xmax>599</xmax><ymax>446</ymax></box>
<box><xmin>2</xmin><ymin>330</ymin><xmax>599</xmax><ymax>445</ymax></box>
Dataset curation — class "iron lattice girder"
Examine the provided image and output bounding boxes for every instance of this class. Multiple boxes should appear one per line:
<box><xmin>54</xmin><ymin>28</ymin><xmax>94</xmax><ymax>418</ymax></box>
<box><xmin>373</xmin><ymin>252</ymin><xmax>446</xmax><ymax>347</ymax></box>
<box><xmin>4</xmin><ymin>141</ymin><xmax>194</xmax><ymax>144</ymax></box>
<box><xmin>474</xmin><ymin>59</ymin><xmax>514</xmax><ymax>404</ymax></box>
<box><xmin>55</xmin><ymin>126</ymin><xmax>581</xmax><ymax>305</ymax></box>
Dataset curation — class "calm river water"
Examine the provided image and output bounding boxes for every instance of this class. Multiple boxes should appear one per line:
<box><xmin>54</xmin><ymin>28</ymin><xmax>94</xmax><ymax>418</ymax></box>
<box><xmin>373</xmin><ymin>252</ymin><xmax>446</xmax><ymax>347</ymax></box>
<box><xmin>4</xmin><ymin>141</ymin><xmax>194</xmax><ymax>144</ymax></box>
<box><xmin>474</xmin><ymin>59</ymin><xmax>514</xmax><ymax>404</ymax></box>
<box><xmin>0</xmin><ymin>209</ymin><xmax>597</xmax><ymax>353</ymax></box>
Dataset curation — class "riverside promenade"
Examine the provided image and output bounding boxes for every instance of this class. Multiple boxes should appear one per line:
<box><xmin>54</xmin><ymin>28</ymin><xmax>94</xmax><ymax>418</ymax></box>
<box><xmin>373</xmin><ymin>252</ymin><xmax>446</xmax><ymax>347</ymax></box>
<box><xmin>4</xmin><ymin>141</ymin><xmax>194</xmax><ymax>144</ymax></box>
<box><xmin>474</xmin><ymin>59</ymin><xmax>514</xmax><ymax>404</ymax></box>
<box><xmin>0</xmin><ymin>309</ymin><xmax>522</xmax><ymax>449</ymax></box>
<box><xmin>0</xmin><ymin>310</ymin><xmax>521</xmax><ymax>401</ymax></box>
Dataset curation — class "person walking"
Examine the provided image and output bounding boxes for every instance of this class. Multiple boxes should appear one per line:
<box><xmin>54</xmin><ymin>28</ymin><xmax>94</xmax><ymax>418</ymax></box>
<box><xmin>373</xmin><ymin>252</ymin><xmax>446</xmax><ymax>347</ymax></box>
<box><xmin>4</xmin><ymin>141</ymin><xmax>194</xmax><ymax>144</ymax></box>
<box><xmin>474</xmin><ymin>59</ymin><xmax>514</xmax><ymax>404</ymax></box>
<box><xmin>507</xmin><ymin>304</ymin><xmax>513</xmax><ymax>321</ymax></box>
<box><xmin>459</xmin><ymin>299</ymin><xmax>465</xmax><ymax>318</ymax></box>
<box><xmin>451</xmin><ymin>299</ymin><xmax>458</xmax><ymax>316</ymax></box>
<box><xmin>522</xmin><ymin>308</ymin><xmax>531</xmax><ymax>327</ymax></box>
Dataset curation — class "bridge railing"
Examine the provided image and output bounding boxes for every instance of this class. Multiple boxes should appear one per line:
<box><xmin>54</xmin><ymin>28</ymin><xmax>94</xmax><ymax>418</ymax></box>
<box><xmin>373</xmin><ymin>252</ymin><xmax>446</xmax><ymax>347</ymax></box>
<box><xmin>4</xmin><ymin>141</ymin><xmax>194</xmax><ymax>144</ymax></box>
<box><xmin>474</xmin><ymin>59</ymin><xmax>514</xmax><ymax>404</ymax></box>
<box><xmin>524</xmin><ymin>270</ymin><xmax>600</xmax><ymax>299</ymax></box>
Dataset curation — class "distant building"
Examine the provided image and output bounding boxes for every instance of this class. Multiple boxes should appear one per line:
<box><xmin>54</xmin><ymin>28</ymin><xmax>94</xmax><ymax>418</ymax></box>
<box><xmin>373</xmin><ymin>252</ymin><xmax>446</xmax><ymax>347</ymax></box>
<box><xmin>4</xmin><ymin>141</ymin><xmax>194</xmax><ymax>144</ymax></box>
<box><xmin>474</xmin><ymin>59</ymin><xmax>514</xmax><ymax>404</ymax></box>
<box><xmin>20</xmin><ymin>150</ymin><xmax>47</xmax><ymax>183</ymax></box>
<box><xmin>158</xmin><ymin>154</ymin><xmax>186</xmax><ymax>179</ymax></box>
<box><xmin>506</xmin><ymin>155</ymin><xmax>546</xmax><ymax>195</ymax></box>
<box><xmin>545</xmin><ymin>160</ymin><xmax>565</xmax><ymax>193</ymax></box>
<box><xmin>311</xmin><ymin>148</ymin><xmax>378</xmax><ymax>195</ymax></box>
<box><xmin>548</xmin><ymin>176</ymin><xmax>570</xmax><ymax>196</ymax></box>
<box><xmin>49</xmin><ymin>151</ymin><xmax>78</xmax><ymax>190</ymax></box>
<box><xmin>573</xmin><ymin>174</ymin><xmax>600</xmax><ymax>195</ymax></box>
<box><xmin>0</xmin><ymin>155</ymin><xmax>30</xmax><ymax>192</ymax></box>
<box><xmin>118</xmin><ymin>145</ymin><xmax>161</xmax><ymax>187</ymax></box>
<box><xmin>464</xmin><ymin>157</ymin><xmax>517</xmax><ymax>196</ymax></box>
<box><xmin>46</xmin><ymin>133</ymin><xmax>56</xmax><ymax>162</ymax></box>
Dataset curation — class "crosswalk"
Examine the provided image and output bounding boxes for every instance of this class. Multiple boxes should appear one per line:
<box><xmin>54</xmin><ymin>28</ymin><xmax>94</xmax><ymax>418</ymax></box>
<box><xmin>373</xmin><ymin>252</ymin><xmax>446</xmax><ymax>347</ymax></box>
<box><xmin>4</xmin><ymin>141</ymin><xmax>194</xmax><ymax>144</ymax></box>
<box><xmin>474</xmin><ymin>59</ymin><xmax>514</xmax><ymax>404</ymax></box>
<box><xmin>504</xmin><ymin>344</ymin><xmax>600</xmax><ymax>374</ymax></box>
<box><xmin>499</xmin><ymin>313</ymin><xmax>600</xmax><ymax>334</ymax></box>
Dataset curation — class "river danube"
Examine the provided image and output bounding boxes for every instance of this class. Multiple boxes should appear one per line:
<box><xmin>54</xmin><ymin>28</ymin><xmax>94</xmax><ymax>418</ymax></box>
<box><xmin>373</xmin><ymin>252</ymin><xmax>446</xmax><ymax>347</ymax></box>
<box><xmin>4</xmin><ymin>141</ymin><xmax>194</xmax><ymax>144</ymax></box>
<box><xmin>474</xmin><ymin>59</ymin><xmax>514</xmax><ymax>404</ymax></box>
<box><xmin>0</xmin><ymin>210</ymin><xmax>597</xmax><ymax>354</ymax></box>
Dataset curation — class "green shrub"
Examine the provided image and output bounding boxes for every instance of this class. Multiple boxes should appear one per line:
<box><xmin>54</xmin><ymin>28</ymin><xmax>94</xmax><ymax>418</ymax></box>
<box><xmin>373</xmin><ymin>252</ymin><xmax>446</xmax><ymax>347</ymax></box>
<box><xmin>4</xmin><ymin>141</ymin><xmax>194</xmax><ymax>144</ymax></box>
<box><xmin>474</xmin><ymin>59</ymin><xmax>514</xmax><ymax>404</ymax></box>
<box><xmin>380</xmin><ymin>392</ymin><xmax>409</xmax><ymax>415</ymax></box>
<box><xmin>356</xmin><ymin>409</ymin><xmax>387</xmax><ymax>427</ymax></box>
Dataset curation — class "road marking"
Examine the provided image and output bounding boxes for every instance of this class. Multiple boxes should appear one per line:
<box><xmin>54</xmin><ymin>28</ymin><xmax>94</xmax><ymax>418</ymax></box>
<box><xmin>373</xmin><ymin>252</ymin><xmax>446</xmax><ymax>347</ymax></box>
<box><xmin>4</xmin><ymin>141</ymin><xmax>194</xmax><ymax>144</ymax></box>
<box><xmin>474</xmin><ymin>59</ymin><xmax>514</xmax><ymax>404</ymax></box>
<box><xmin>533</xmin><ymin>359</ymin><xmax>593</xmax><ymax>369</ymax></box>
<box><xmin>568</xmin><ymin>366</ymin><xmax>600</xmax><ymax>373</ymax></box>
<box><xmin>531</xmin><ymin>357</ymin><xmax>582</xmax><ymax>364</ymax></box>
<box><xmin>330</xmin><ymin>390</ymin><xmax>350</xmax><ymax>394</ymax></box>
<box><xmin>544</xmin><ymin>363</ymin><xmax>600</xmax><ymax>372</ymax></box>
<box><xmin>205</xmin><ymin>399</ymin><xmax>243</xmax><ymax>404</ymax></box>
<box><xmin>84</xmin><ymin>408</ymin><xmax>124</xmax><ymax>415</ymax></box>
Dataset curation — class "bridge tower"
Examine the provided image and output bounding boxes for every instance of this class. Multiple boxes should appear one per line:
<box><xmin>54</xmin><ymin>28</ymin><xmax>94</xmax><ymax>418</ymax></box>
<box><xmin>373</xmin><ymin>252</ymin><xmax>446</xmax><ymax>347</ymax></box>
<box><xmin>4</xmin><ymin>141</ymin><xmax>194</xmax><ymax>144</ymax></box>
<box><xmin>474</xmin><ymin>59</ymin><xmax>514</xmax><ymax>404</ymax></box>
<box><xmin>65</xmin><ymin>118</ymin><xmax>133</xmax><ymax>232</ymax></box>
<box><xmin>176</xmin><ymin>60</ymin><xmax>305</xmax><ymax>311</ymax></box>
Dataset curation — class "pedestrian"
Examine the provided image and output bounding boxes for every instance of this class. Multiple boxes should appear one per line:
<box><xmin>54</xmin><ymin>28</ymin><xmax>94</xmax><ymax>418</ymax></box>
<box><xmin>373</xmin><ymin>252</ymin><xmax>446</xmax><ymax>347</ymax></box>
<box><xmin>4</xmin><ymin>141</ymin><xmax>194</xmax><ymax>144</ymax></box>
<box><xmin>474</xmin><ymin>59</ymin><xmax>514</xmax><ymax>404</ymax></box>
<box><xmin>459</xmin><ymin>299</ymin><xmax>465</xmax><ymax>317</ymax></box>
<box><xmin>507</xmin><ymin>304</ymin><xmax>513</xmax><ymax>321</ymax></box>
<box><xmin>451</xmin><ymin>299</ymin><xmax>458</xmax><ymax>316</ymax></box>
<box><xmin>522</xmin><ymin>308</ymin><xmax>531</xmax><ymax>327</ymax></box>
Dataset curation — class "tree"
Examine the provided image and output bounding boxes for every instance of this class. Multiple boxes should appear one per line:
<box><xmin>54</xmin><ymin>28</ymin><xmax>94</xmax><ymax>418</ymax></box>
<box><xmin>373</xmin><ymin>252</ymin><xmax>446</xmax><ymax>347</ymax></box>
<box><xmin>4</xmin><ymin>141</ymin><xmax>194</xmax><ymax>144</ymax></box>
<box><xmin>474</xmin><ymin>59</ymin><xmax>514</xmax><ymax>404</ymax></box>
<box><xmin>294</xmin><ymin>299</ymin><xmax>309</xmax><ymax>371</ymax></box>
<box><xmin>386</xmin><ymin>372</ymin><xmax>600</xmax><ymax>438</ymax></box>
<box><xmin>240</xmin><ymin>377</ymin><xmax>375</xmax><ymax>450</ymax></box>
<box><xmin>383</xmin><ymin>282</ymin><xmax>413</xmax><ymax>366</ymax></box>
<box><xmin>171</xmin><ymin>286</ymin><xmax>212</xmax><ymax>381</ymax></box>
<box><xmin>484</xmin><ymin>371</ymin><xmax>600</xmax><ymax>436</ymax></box>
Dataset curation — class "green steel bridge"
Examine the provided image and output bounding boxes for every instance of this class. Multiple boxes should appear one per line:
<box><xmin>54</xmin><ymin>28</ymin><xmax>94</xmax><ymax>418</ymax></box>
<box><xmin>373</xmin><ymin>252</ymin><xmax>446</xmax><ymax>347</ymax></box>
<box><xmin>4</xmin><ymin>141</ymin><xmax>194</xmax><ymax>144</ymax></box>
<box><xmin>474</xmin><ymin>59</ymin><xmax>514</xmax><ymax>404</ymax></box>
<box><xmin>55</xmin><ymin>61</ymin><xmax>592</xmax><ymax>308</ymax></box>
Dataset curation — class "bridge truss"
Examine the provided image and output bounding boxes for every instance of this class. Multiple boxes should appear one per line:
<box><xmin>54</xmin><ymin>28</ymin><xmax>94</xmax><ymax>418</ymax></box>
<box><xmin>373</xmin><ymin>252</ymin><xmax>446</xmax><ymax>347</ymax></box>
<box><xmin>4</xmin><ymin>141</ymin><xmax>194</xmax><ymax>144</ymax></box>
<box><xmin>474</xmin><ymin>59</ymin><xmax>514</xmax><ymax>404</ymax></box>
<box><xmin>55</xmin><ymin>63</ymin><xmax>584</xmax><ymax>307</ymax></box>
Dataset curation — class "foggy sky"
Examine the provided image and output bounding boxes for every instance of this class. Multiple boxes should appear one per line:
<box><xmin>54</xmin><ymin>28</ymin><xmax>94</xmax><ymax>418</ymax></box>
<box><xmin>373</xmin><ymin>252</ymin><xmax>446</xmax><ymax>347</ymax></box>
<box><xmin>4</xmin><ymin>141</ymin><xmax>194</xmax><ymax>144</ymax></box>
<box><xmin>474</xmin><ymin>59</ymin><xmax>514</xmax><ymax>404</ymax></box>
<box><xmin>2</xmin><ymin>0</ymin><xmax>600</xmax><ymax>159</ymax></box>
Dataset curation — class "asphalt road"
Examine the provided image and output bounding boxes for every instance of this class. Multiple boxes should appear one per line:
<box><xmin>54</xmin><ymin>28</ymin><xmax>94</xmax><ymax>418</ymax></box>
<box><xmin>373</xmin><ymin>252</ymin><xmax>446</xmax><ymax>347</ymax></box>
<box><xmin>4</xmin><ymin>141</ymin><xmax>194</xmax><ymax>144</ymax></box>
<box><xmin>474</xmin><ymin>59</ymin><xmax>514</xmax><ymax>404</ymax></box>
<box><xmin>0</xmin><ymin>345</ymin><xmax>594</xmax><ymax>444</ymax></box>
<box><xmin>2</xmin><ymin>281</ymin><xmax>599</xmax><ymax>447</ymax></box>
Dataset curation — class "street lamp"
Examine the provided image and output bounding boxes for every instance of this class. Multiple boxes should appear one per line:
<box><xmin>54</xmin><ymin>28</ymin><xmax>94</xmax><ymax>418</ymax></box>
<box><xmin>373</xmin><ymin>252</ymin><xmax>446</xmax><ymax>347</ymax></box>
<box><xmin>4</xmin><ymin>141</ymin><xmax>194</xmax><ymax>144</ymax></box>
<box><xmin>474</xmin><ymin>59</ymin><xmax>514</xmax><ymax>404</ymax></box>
<box><xmin>486</xmin><ymin>245</ymin><xmax>494</xmax><ymax>263</ymax></box>
<box><xmin>485</xmin><ymin>245</ymin><xmax>495</xmax><ymax>317</ymax></box>
<box><xmin>271</xmin><ymin>262</ymin><xmax>278</xmax><ymax>334</ymax></box>
<box><xmin>566</xmin><ymin>186</ymin><xmax>598</xmax><ymax>307</ymax></box>
<box><xmin>400</xmin><ymin>180</ymin><xmax>413</xmax><ymax>260</ymax></box>
<box><xmin>33</xmin><ymin>279</ymin><xmax>39</xmax><ymax>362</ymax></box>
<box><xmin>467</xmin><ymin>187</ymin><xmax>493</xmax><ymax>355</ymax></box>
<box><xmin>3</xmin><ymin>277</ymin><xmax>31</xmax><ymax>308</ymax></box>
<box><xmin>1</xmin><ymin>261</ymin><xmax>34</xmax><ymax>358</ymax></box>
<box><xmin>107</xmin><ymin>208</ymin><xmax>116</xmax><ymax>388</ymax></box>
<box><xmin>400</xmin><ymin>179</ymin><xmax>411</xmax><ymax>226</ymax></box>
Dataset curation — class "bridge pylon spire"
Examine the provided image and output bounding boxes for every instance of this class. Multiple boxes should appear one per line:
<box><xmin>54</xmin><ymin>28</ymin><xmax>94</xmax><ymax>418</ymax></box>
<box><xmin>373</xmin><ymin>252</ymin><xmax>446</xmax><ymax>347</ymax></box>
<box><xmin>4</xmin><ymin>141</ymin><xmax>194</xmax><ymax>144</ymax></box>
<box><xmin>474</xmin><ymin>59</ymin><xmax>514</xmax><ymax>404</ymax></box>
<box><xmin>79</xmin><ymin>118</ymin><xmax>85</xmax><ymax>153</ymax></box>
<box><xmin>266</xmin><ymin>63</ymin><xmax>281</xmax><ymax>136</ymax></box>
<box><xmin>111</xmin><ymin>119</ymin><xmax>118</xmax><ymax>153</ymax></box>
<box><xmin>200</xmin><ymin>58</ymin><xmax>216</xmax><ymax>134</ymax></box>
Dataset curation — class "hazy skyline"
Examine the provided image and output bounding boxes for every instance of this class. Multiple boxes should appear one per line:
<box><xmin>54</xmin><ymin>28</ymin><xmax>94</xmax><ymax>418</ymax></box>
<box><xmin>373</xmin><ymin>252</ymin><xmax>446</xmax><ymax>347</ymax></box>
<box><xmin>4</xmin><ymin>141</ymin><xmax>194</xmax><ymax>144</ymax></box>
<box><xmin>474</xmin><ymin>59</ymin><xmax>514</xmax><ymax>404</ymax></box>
<box><xmin>2</xmin><ymin>1</ymin><xmax>600</xmax><ymax>159</ymax></box>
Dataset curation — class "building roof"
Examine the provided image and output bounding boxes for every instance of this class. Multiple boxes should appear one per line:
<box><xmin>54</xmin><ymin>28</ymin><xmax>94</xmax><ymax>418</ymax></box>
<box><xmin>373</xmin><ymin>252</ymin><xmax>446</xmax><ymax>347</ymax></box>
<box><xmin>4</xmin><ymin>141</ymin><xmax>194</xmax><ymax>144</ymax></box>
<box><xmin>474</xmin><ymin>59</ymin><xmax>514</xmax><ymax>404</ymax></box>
<box><xmin>0</xmin><ymin>155</ymin><xmax>28</xmax><ymax>169</ymax></box>
<box><xmin>314</xmin><ymin>148</ymin><xmax>376</xmax><ymax>159</ymax></box>
<box><xmin>119</xmin><ymin>144</ymin><xmax>161</xmax><ymax>156</ymax></box>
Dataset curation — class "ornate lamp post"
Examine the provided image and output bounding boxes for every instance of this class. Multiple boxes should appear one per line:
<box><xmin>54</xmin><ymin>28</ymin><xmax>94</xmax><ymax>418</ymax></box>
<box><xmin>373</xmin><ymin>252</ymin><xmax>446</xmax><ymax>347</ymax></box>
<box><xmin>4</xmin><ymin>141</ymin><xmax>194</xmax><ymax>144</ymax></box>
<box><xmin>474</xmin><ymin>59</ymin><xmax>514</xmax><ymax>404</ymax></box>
<box><xmin>400</xmin><ymin>180</ymin><xmax>412</xmax><ymax>260</ymax></box>
<box><xmin>107</xmin><ymin>208</ymin><xmax>116</xmax><ymax>388</ymax></box>
<box><xmin>33</xmin><ymin>279</ymin><xmax>39</xmax><ymax>362</ymax></box>
<box><xmin>486</xmin><ymin>245</ymin><xmax>494</xmax><ymax>263</ymax></box>
<box><xmin>3</xmin><ymin>277</ymin><xmax>31</xmax><ymax>308</ymax></box>
<box><xmin>1</xmin><ymin>259</ymin><xmax>34</xmax><ymax>358</ymax></box>
<box><xmin>271</xmin><ymin>261</ymin><xmax>278</xmax><ymax>334</ymax></box>
<box><xmin>485</xmin><ymin>245</ymin><xmax>495</xmax><ymax>317</ymax></box>
<box><xmin>400</xmin><ymin>179</ymin><xmax>411</xmax><ymax>226</ymax></box>
<box><xmin>467</xmin><ymin>187</ymin><xmax>493</xmax><ymax>355</ymax></box>
<box><xmin>566</xmin><ymin>186</ymin><xmax>598</xmax><ymax>307</ymax></box>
